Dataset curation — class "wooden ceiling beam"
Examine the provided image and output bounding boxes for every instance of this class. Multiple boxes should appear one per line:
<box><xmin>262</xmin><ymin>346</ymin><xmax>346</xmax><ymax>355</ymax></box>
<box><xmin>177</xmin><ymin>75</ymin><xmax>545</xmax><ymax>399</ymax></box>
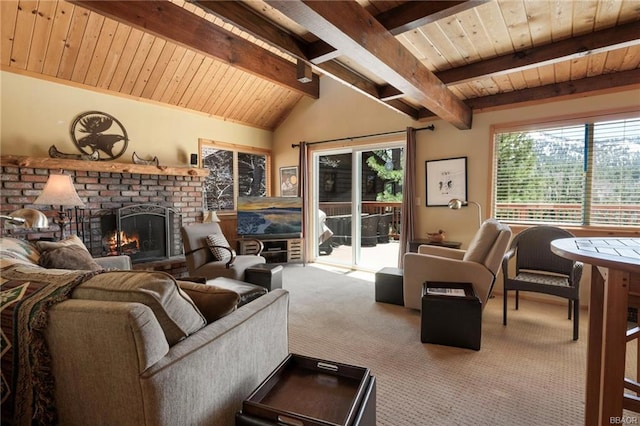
<box><xmin>192</xmin><ymin>0</ymin><xmax>420</xmax><ymax>119</ymax></box>
<box><xmin>417</xmin><ymin>68</ymin><xmax>640</xmax><ymax>119</ymax></box>
<box><xmin>70</xmin><ymin>0</ymin><xmax>319</xmax><ymax>98</ymax></box>
<box><xmin>306</xmin><ymin>1</ymin><xmax>486</xmax><ymax>62</ymax></box>
<box><xmin>466</xmin><ymin>69</ymin><xmax>640</xmax><ymax>110</ymax></box>
<box><xmin>436</xmin><ymin>21</ymin><xmax>640</xmax><ymax>85</ymax></box>
<box><xmin>267</xmin><ymin>0</ymin><xmax>472</xmax><ymax>129</ymax></box>
<box><xmin>376</xmin><ymin>1</ymin><xmax>490</xmax><ymax>36</ymax></box>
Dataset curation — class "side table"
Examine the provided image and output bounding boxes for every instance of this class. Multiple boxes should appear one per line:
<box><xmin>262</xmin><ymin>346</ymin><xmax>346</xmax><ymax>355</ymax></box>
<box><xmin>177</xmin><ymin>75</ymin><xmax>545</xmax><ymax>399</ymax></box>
<box><xmin>421</xmin><ymin>281</ymin><xmax>482</xmax><ymax>350</ymax></box>
<box><xmin>409</xmin><ymin>239</ymin><xmax>462</xmax><ymax>252</ymax></box>
<box><xmin>245</xmin><ymin>263</ymin><xmax>284</xmax><ymax>291</ymax></box>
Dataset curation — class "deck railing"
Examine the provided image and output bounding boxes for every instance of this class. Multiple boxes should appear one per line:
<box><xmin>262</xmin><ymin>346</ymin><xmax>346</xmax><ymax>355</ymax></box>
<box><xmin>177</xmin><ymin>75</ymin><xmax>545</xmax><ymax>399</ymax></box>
<box><xmin>319</xmin><ymin>202</ymin><xmax>402</xmax><ymax>237</ymax></box>
<box><xmin>495</xmin><ymin>203</ymin><xmax>639</xmax><ymax>226</ymax></box>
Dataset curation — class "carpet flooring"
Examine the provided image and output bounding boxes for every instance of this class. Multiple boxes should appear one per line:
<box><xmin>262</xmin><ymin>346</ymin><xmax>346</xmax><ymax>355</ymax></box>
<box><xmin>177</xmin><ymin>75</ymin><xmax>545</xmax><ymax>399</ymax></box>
<box><xmin>281</xmin><ymin>264</ymin><xmax>639</xmax><ymax>426</ymax></box>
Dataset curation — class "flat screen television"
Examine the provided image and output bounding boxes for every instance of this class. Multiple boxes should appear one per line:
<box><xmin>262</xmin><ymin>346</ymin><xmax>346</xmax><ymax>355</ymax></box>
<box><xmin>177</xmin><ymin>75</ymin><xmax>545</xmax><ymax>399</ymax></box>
<box><xmin>237</xmin><ymin>196</ymin><xmax>302</xmax><ymax>239</ymax></box>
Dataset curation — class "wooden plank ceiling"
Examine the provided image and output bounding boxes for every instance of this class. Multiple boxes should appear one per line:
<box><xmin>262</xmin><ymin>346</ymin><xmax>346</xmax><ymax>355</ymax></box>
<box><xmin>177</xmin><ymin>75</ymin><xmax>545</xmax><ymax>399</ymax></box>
<box><xmin>2</xmin><ymin>0</ymin><xmax>639</xmax><ymax>131</ymax></box>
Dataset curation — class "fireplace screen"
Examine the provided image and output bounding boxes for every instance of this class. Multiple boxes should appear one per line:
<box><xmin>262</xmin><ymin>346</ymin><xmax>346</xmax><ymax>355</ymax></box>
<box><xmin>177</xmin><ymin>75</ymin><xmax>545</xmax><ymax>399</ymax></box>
<box><xmin>77</xmin><ymin>204</ymin><xmax>182</xmax><ymax>263</ymax></box>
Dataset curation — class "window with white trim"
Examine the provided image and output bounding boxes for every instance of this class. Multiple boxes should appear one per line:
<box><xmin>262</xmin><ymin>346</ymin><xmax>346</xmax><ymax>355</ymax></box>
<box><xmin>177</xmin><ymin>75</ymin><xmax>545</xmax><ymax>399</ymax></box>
<box><xmin>492</xmin><ymin>114</ymin><xmax>640</xmax><ymax>227</ymax></box>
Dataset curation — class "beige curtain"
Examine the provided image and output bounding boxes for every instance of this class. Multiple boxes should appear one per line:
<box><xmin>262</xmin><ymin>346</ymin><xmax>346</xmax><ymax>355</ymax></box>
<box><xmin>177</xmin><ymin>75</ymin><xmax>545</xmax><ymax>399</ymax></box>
<box><xmin>397</xmin><ymin>127</ymin><xmax>416</xmax><ymax>268</ymax></box>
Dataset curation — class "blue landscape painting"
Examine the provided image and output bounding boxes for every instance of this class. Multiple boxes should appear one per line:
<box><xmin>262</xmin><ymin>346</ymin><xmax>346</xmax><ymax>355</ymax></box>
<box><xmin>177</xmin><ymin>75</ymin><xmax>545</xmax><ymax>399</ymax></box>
<box><xmin>237</xmin><ymin>197</ymin><xmax>302</xmax><ymax>237</ymax></box>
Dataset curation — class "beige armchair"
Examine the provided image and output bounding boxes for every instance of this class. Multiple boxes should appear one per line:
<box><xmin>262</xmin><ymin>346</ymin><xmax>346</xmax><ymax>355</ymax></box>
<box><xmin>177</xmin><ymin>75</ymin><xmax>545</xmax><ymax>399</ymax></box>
<box><xmin>403</xmin><ymin>219</ymin><xmax>512</xmax><ymax>310</ymax></box>
<box><xmin>181</xmin><ymin>222</ymin><xmax>266</xmax><ymax>281</ymax></box>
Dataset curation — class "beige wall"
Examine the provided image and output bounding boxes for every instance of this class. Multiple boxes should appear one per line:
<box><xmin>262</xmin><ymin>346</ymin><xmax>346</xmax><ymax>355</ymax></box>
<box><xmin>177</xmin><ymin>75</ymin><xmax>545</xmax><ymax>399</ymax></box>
<box><xmin>275</xmin><ymin>76</ymin><xmax>639</xmax><ymax>246</ymax></box>
<box><xmin>274</xmin><ymin>76</ymin><xmax>639</xmax><ymax>304</ymax></box>
<box><xmin>0</xmin><ymin>71</ymin><xmax>272</xmax><ymax>166</ymax></box>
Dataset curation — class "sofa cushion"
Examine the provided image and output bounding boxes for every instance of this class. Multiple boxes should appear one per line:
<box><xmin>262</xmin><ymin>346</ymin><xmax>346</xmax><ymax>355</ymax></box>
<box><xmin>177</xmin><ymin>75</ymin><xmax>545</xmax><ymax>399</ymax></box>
<box><xmin>72</xmin><ymin>271</ymin><xmax>206</xmax><ymax>345</ymax></box>
<box><xmin>177</xmin><ymin>280</ymin><xmax>239</xmax><ymax>323</ymax></box>
<box><xmin>206</xmin><ymin>233</ymin><xmax>232</xmax><ymax>262</ymax></box>
<box><xmin>0</xmin><ymin>237</ymin><xmax>40</xmax><ymax>268</ymax></box>
<box><xmin>38</xmin><ymin>245</ymin><xmax>103</xmax><ymax>271</ymax></box>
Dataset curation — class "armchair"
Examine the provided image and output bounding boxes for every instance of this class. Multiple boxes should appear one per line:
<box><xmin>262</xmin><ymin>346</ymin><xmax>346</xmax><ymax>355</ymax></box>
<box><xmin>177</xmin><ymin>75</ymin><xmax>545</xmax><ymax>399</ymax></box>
<box><xmin>403</xmin><ymin>219</ymin><xmax>512</xmax><ymax>310</ymax></box>
<box><xmin>502</xmin><ymin>226</ymin><xmax>583</xmax><ymax>340</ymax></box>
<box><xmin>181</xmin><ymin>222</ymin><xmax>265</xmax><ymax>281</ymax></box>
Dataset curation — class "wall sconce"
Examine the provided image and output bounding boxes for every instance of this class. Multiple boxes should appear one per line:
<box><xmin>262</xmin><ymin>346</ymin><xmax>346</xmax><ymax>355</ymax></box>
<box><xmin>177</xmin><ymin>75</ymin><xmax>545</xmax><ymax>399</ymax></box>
<box><xmin>448</xmin><ymin>198</ymin><xmax>483</xmax><ymax>228</ymax></box>
<box><xmin>34</xmin><ymin>174</ymin><xmax>85</xmax><ymax>239</ymax></box>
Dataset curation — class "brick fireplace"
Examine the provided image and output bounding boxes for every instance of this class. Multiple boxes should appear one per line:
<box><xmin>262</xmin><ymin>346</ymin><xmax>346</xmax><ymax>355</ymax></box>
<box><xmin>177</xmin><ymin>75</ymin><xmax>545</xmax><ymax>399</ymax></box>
<box><xmin>0</xmin><ymin>155</ymin><xmax>208</xmax><ymax>276</ymax></box>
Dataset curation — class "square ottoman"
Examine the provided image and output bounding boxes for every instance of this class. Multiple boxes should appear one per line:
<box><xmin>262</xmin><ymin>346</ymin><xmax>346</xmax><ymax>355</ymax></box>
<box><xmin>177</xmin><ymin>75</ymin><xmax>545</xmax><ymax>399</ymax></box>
<box><xmin>421</xmin><ymin>282</ymin><xmax>482</xmax><ymax>350</ymax></box>
<box><xmin>375</xmin><ymin>267</ymin><xmax>404</xmax><ymax>305</ymax></box>
<box><xmin>245</xmin><ymin>263</ymin><xmax>284</xmax><ymax>291</ymax></box>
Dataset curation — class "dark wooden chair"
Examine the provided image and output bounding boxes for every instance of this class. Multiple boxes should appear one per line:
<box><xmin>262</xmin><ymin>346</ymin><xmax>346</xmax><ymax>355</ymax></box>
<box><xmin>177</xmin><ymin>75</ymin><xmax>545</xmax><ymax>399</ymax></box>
<box><xmin>502</xmin><ymin>226</ymin><xmax>583</xmax><ymax>340</ymax></box>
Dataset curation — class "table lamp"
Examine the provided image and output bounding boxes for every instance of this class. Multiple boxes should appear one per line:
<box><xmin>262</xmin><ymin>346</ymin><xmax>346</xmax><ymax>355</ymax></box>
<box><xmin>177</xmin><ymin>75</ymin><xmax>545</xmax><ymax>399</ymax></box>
<box><xmin>0</xmin><ymin>208</ymin><xmax>49</xmax><ymax>230</ymax></box>
<box><xmin>34</xmin><ymin>174</ymin><xmax>85</xmax><ymax>239</ymax></box>
<box><xmin>448</xmin><ymin>198</ymin><xmax>482</xmax><ymax>228</ymax></box>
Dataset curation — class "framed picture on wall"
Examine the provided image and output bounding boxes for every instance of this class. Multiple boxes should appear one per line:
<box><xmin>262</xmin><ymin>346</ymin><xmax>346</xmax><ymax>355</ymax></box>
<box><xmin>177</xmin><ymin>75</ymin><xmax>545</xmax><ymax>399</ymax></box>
<box><xmin>425</xmin><ymin>156</ymin><xmax>467</xmax><ymax>206</ymax></box>
<box><xmin>280</xmin><ymin>166</ymin><xmax>298</xmax><ymax>197</ymax></box>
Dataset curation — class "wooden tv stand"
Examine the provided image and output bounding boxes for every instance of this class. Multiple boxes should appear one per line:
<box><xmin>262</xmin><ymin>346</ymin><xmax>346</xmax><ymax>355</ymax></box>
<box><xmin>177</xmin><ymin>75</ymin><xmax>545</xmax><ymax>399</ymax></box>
<box><xmin>238</xmin><ymin>237</ymin><xmax>303</xmax><ymax>264</ymax></box>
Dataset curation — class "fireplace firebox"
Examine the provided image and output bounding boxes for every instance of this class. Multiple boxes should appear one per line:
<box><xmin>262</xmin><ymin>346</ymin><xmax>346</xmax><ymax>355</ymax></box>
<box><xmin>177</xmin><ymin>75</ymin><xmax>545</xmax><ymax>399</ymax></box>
<box><xmin>77</xmin><ymin>204</ymin><xmax>183</xmax><ymax>263</ymax></box>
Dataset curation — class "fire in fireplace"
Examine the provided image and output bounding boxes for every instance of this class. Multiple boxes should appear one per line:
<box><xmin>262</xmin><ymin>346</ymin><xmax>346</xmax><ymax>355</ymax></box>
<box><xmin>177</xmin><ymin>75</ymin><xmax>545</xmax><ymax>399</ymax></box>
<box><xmin>77</xmin><ymin>204</ymin><xmax>183</xmax><ymax>263</ymax></box>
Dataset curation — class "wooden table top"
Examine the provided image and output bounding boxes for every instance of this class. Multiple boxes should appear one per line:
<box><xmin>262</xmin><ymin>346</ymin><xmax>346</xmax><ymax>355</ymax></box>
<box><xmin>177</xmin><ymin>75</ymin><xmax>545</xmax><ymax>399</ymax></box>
<box><xmin>551</xmin><ymin>237</ymin><xmax>640</xmax><ymax>274</ymax></box>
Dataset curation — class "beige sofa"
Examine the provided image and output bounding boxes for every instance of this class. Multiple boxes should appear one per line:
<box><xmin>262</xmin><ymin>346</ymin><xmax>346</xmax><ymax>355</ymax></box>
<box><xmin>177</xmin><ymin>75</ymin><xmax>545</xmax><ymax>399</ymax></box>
<box><xmin>0</xmin><ymin>237</ymin><xmax>289</xmax><ymax>426</ymax></box>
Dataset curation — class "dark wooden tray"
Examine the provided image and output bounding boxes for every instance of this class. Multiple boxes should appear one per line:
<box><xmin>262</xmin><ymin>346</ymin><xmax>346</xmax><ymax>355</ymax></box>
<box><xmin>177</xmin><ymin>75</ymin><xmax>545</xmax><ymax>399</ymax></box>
<box><xmin>242</xmin><ymin>354</ymin><xmax>372</xmax><ymax>426</ymax></box>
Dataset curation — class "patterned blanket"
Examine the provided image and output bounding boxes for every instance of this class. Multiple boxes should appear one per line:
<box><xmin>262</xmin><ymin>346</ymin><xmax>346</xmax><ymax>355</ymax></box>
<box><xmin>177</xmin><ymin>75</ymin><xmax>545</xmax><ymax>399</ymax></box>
<box><xmin>1</xmin><ymin>265</ymin><xmax>101</xmax><ymax>425</ymax></box>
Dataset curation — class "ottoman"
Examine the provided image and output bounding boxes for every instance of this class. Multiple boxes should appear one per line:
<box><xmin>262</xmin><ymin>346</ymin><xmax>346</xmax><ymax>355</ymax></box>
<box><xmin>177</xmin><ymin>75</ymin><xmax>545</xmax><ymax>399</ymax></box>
<box><xmin>245</xmin><ymin>263</ymin><xmax>284</xmax><ymax>291</ymax></box>
<box><xmin>375</xmin><ymin>267</ymin><xmax>404</xmax><ymax>305</ymax></box>
<box><xmin>206</xmin><ymin>277</ymin><xmax>268</xmax><ymax>307</ymax></box>
<box><xmin>421</xmin><ymin>282</ymin><xmax>482</xmax><ymax>350</ymax></box>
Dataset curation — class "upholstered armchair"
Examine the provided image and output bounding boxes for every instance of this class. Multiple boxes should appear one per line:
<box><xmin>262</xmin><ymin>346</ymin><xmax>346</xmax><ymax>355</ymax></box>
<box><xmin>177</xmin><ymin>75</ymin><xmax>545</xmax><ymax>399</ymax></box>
<box><xmin>403</xmin><ymin>219</ymin><xmax>512</xmax><ymax>310</ymax></box>
<box><xmin>181</xmin><ymin>222</ymin><xmax>266</xmax><ymax>281</ymax></box>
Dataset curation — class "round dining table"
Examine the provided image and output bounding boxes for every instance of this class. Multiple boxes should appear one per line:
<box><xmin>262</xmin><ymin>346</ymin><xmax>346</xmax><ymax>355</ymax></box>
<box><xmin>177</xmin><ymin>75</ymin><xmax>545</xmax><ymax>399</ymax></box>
<box><xmin>551</xmin><ymin>237</ymin><xmax>640</xmax><ymax>426</ymax></box>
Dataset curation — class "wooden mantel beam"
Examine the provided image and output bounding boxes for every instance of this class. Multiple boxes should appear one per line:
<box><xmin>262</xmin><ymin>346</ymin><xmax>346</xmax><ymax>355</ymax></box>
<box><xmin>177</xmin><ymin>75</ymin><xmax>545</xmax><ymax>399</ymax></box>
<box><xmin>267</xmin><ymin>0</ymin><xmax>472</xmax><ymax>129</ymax></box>
<box><xmin>0</xmin><ymin>155</ymin><xmax>208</xmax><ymax>177</ymax></box>
<box><xmin>69</xmin><ymin>0</ymin><xmax>319</xmax><ymax>99</ymax></box>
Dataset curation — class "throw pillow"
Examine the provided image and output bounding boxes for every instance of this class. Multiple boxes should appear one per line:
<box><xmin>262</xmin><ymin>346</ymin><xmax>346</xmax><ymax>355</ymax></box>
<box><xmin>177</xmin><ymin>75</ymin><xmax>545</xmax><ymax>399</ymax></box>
<box><xmin>72</xmin><ymin>271</ymin><xmax>206</xmax><ymax>346</ymax></box>
<box><xmin>36</xmin><ymin>234</ymin><xmax>88</xmax><ymax>253</ymax></box>
<box><xmin>38</xmin><ymin>245</ymin><xmax>103</xmax><ymax>271</ymax></box>
<box><xmin>177</xmin><ymin>280</ymin><xmax>239</xmax><ymax>323</ymax></box>
<box><xmin>206</xmin><ymin>233</ymin><xmax>232</xmax><ymax>262</ymax></box>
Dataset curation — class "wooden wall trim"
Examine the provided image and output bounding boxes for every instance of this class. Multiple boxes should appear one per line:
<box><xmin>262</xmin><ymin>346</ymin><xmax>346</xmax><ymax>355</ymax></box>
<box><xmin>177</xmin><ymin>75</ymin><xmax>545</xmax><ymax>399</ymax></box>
<box><xmin>0</xmin><ymin>155</ymin><xmax>209</xmax><ymax>177</ymax></box>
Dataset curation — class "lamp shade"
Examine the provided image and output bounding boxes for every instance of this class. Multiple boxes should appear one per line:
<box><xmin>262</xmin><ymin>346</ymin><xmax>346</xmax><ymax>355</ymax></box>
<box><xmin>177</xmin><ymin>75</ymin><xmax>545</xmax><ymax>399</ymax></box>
<box><xmin>448</xmin><ymin>198</ymin><xmax>483</xmax><ymax>228</ymax></box>
<box><xmin>0</xmin><ymin>208</ymin><xmax>49</xmax><ymax>229</ymax></box>
<box><xmin>34</xmin><ymin>174</ymin><xmax>85</xmax><ymax>207</ymax></box>
<box><xmin>448</xmin><ymin>198</ymin><xmax>466</xmax><ymax>209</ymax></box>
<box><xmin>203</xmin><ymin>210</ymin><xmax>221</xmax><ymax>223</ymax></box>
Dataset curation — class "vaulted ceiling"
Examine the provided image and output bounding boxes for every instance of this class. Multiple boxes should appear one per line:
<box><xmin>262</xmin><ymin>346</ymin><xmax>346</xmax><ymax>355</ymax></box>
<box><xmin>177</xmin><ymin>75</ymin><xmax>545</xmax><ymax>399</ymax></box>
<box><xmin>2</xmin><ymin>0</ymin><xmax>639</xmax><ymax>131</ymax></box>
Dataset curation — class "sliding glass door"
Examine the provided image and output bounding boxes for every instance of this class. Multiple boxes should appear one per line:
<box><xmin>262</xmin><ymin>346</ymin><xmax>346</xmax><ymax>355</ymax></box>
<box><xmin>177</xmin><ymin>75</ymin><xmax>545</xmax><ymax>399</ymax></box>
<box><xmin>313</xmin><ymin>143</ymin><xmax>404</xmax><ymax>270</ymax></box>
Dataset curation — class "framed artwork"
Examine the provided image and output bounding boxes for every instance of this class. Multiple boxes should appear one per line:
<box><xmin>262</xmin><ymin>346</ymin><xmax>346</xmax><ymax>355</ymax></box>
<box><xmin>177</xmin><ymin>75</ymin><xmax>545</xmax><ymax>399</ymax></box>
<box><xmin>200</xmin><ymin>140</ymin><xmax>269</xmax><ymax>211</ymax></box>
<box><xmin>280</xmin><ymin>166</ymin><xmax>298</xmax><ymax>197</ymax></box>
<box><xmin>425</xmin><ymin>156</ymin><xmax>467</xmax><ymax>206</ymax></box>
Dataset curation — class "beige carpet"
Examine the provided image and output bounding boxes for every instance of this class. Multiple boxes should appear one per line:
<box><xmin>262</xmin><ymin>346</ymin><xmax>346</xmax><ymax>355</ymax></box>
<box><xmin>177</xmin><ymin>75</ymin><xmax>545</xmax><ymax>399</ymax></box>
<box><xmin>282</xmin><ymin>264</ymin><xmax>639</xmax><ymax>426</ymax></box>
